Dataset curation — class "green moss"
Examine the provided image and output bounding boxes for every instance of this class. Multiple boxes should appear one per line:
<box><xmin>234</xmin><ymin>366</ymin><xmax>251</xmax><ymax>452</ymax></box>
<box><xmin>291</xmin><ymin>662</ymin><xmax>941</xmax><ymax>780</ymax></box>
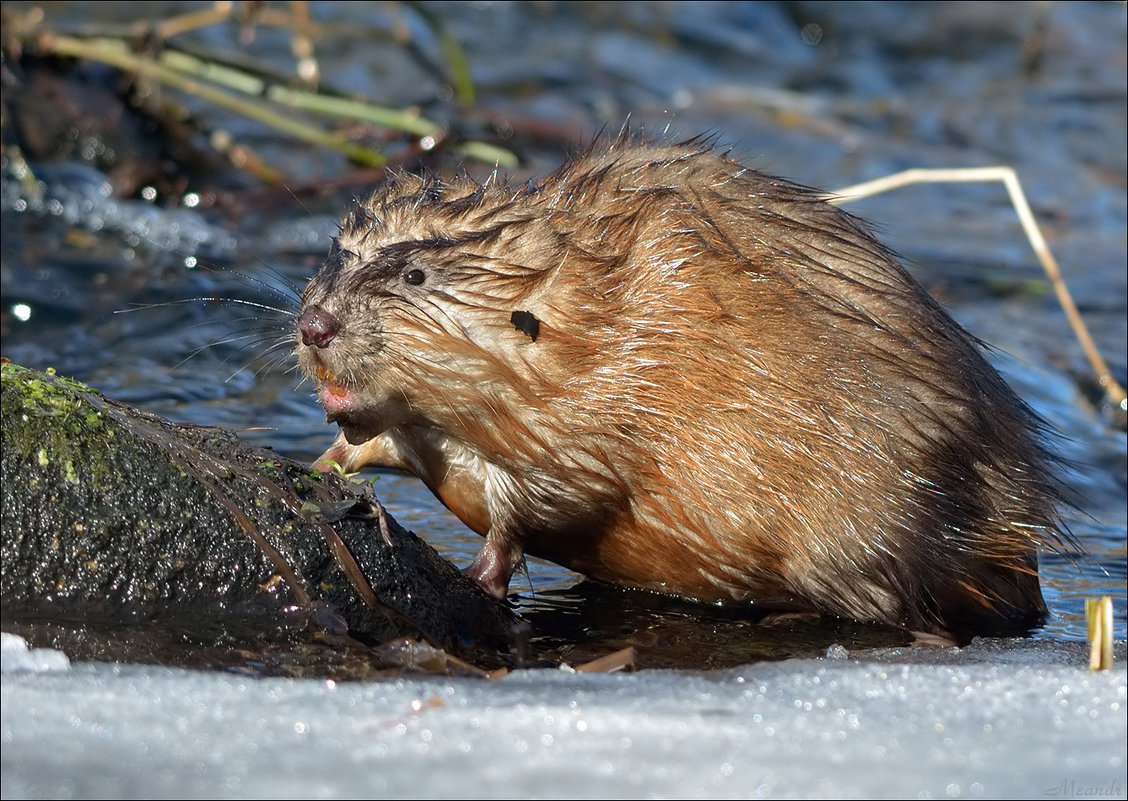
<box><xmin>2</xmin><ymin>363</ymin><xmax>114</xmax><ymax>482</ymax></box>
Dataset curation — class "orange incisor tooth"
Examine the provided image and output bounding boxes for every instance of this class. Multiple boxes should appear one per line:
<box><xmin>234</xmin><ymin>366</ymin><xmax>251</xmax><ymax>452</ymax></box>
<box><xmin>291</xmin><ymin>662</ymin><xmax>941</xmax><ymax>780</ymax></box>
<box><xmin>315</xmin><ymin>364</ymin><xmax>347</xmax><ymax>395</ymax></box>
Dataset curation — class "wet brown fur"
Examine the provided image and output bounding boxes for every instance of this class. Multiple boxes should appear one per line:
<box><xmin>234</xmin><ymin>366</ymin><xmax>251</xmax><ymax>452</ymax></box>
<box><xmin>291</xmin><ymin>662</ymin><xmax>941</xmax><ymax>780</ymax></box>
<box><xmin>297</xmin><ymin>136</ymin><xmax>1068</xmax><ymax>639</ymax></box>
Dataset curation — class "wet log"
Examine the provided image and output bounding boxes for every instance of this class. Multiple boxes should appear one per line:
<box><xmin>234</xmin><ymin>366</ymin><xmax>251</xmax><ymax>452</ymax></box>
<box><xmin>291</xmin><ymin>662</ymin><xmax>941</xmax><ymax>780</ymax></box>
<box><xmin>0</xmin><ymin>362</ymin><xmax>525</xmax><ymax>667</ymax></box>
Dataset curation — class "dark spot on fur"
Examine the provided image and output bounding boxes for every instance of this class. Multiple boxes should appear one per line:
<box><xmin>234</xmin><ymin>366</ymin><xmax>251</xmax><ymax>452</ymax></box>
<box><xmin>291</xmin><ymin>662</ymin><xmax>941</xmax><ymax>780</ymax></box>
<box><xmin>511</xmin><ymin>310</ymin><xmax>540</xmax><ymax>342</ymax></box>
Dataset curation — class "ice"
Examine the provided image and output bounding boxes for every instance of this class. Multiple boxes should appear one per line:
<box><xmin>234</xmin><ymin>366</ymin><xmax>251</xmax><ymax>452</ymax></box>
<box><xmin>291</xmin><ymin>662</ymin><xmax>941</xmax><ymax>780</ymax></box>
<box><xmin>1</xmin><ymin>632</ymin><xmax>70</xmax><ymax>674</ymax></box>
<box><xmin>2</xmin><ymin>633</ymin><xmax>1124</xmax><ymax>799</ymax></box>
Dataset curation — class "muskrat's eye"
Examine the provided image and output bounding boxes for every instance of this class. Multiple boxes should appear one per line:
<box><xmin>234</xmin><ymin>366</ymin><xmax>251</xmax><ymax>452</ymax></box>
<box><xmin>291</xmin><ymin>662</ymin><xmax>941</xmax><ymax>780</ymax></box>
<box><xmin>404</xmin><ymin>268</ymin><xmax>426</xmax><ymax>286</ymax></box>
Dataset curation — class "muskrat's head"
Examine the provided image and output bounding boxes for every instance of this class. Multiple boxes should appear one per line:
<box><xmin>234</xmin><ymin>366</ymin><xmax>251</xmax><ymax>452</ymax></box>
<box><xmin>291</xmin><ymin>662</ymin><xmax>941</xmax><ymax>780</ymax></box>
<box><xmin>296</xmin><ymin>172</ymin><xmax>575</xmax><ymax>445</ymax></box>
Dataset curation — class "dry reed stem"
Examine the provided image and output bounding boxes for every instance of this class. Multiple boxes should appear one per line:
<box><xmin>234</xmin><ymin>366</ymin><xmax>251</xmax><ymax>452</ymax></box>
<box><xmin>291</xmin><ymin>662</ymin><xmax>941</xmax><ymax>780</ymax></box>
<box><xmin>827</xmin><ymin>167</ymin><xmax>1126</xmax><ymax>414</ymax></box>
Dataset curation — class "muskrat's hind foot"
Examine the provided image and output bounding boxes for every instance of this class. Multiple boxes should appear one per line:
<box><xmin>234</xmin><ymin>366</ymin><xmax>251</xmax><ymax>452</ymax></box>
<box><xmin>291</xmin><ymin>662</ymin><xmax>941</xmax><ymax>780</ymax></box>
<box><xmin>464</xmin><ymin>538</ymin><xmax>523</xmax><ymax>600</ymax></box>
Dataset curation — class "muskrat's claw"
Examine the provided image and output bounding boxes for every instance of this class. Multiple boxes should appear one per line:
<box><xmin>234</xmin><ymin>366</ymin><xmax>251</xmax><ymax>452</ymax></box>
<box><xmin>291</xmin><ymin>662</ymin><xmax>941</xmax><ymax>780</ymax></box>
<box><xmin>312</xmin><ymin>432</ymin><xmax>386</xmax><ymax>475</ymax></box>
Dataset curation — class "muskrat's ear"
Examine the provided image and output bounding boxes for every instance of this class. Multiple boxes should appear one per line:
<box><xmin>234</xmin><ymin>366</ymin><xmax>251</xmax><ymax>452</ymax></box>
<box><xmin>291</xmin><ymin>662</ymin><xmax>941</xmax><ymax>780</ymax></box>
<box><xmin>510</xmin><ymin>310</ymin><xmax>541</xmax><ymax>342</ymax></box>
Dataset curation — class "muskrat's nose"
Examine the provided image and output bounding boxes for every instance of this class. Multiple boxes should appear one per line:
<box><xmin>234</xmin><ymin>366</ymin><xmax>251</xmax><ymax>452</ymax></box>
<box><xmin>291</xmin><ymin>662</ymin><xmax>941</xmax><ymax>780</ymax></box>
<box><xmin>298</xmin><ymin>304</ymin><xmax>341</xmax><ymax>349</ymax></box>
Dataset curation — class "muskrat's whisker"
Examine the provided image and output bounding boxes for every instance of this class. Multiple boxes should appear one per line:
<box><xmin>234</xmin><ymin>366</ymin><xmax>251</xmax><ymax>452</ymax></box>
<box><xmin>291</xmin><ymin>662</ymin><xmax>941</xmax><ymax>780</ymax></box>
<box><xmin>125</xmin><ymin>291</ymin><xmax>297</xmax><ymax>379</ymax></box>
<box><xmin>115</xmin><ymin>296</ymin><xmax>296</xmax><ymax>319</ymax></box>
<box><xmin>236</xmin><ymin>260</ymin><xmax>306</xmax><ymax>303</ymax></box>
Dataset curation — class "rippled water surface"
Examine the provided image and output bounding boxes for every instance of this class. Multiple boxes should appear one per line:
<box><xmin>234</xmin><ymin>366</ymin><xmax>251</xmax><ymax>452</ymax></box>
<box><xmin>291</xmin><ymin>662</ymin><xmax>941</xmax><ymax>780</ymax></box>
<box><xmin>2</xmin><ymin>1</ymin><xmax>1124</xmax><ymax>659</ymax></box>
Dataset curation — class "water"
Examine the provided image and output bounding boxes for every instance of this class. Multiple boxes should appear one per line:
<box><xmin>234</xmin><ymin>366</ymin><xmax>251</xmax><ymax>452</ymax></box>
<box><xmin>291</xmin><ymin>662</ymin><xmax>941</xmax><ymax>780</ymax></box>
<box><xmin>2</xmin><ymin>1</ymin><xmax>1124</xmax><ymax>654</ymax></box>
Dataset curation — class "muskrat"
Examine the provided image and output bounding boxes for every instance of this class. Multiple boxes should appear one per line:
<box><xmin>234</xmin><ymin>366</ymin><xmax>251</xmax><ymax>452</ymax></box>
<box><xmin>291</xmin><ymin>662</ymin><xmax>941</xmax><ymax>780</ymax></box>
<box><xmin>296</xmin><ymin>137</ymin><xmax>1068</xmax><ymax>639</ymax></box>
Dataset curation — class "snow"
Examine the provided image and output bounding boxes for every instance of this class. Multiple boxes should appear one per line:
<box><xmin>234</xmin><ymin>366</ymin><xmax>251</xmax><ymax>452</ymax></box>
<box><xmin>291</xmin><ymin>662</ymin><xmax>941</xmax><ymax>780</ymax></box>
<box><xmin>3</xmin><ymin>633</ymin><xmax>1125</xmax><ymax>799</ymax></box>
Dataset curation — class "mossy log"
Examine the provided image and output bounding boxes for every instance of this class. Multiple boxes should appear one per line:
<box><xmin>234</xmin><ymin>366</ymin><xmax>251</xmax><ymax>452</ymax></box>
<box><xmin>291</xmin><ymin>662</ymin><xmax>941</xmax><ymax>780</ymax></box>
<box><xmin>1</xmin><ymin>362</ymin><xmax>525</xmax><ymax>666</ymax></box>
